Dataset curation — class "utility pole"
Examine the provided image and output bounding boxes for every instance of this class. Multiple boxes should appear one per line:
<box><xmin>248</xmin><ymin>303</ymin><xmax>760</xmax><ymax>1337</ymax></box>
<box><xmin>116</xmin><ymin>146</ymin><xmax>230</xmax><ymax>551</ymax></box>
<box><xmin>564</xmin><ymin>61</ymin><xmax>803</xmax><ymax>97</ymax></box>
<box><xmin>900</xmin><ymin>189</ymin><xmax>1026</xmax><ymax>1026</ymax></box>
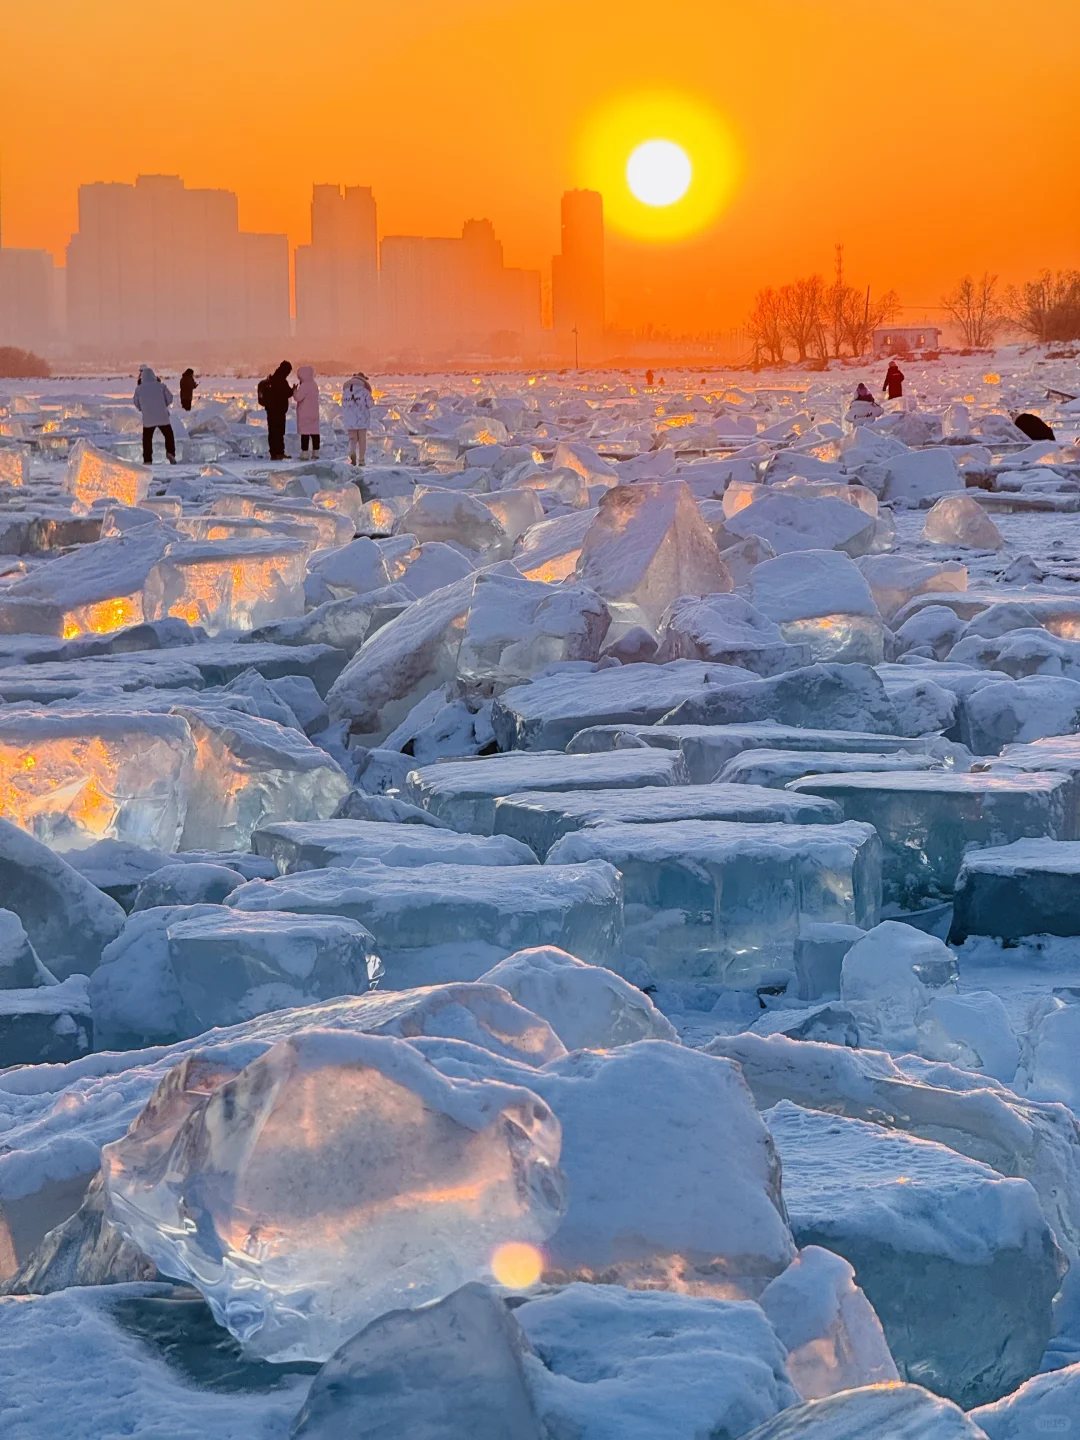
<box><xmin>572</xmin><ymin>324</ymin><xmax>579</xmax><ymax>370</ymax></box>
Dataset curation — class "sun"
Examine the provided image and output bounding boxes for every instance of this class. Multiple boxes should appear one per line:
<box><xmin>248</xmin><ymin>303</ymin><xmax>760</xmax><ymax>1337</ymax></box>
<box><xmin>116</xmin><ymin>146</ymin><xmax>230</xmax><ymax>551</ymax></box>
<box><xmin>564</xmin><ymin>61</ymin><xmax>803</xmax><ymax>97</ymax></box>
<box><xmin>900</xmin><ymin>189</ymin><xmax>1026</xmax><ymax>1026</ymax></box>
<box><xmin>627</xmin><ymin>141</ymin><xmax>692</xmax><ymax>208</ymax></box>
<box><xmin>579</xmin><ymin>91</ymin><xmax>741</xmax><ymax>242</ymax></box>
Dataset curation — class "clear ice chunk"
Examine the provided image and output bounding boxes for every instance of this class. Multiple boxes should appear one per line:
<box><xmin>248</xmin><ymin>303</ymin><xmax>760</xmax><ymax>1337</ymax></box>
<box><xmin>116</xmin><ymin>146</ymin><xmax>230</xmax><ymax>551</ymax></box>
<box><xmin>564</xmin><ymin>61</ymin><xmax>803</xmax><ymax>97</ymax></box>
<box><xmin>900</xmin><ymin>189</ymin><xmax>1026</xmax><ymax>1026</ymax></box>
<box><xmin>479</xmin><ymin>946</ymin><xmax>678</xmax><ymax>1050</ymax></box>
<box><xmin>759</xmin><ymin>1245</ymin><xmax>899</xmax><ymax>1401</ymax></box>
<box><xmin>251</xmin><ymin>819</ymin><xmax>537</xmax><ymax>871</ymax></box>
<box><xmin>64</xmin><ymin>441</ymin><xmax>150</xmax><ymax>509</ymax></box>
<box><xmin>575</xmin><ymin>481</ymin><xmax>732</xmax><ymax>630</ymax></box>
<box><xmin>0</xmin><ymin>708</ymin><xmax>196</xmax><ymax>853</ymax></box>
<box><xmin>326</xmin><ymin>575</ymin><xmax>474</xmax><ymax>744</ymax></box>
<box><xmin>456</xmin><ymin>572</ymin><xmax>610</xmax><ymax>688</ymax></box>
<box><xmin>788</xmin><ymin>769</ymin><xmax>1072</xmax><ymax>907</ymax></box>
<box><xmin>143</xmin><ymin>538</ymin><xmax>307</xmax><ymax>636</ymax></box>
<box><xmin>923</xmin><ymin>494</ymin><xmax>1005</xmax><ymax>550</ymax></box>
<box><xmin>101</xmin><ymin>1031</ymin><xmax>566</xmax><ymax>1360</ymax></box>
<box><xmin>765</xmin><ymin>1099</ymin><xmax>1064</xmax><ymax>1408</ymax></box>
<box><xmin>741</xmin><ymin>1382</ymin><xmax>992</xmax><ymax>1439</ymax></box>
<box><xmin>750</xmin><ymin>551</ymin><xmax>884</xmax><ymax>665</ymax></box>
<box><xmin>492</xmin><ymin>783</ymin><xmax>842</xmax><ymax>858</ymax></box>
<box><xmin>292</xmin><ymin>1282</ymin><xmax>547</xmax><ymax>1440</ymax></box>
<box><xmin>226</xmin><ymin>860</ymin><xmax>624</xmax><ymax>985</ymax></box>
<box><xmin>656</xmin><ymin>593</ymin><xmax>811</xmax><ymax>675</ymax></box>
<box><xmin>175</xmin><ymin>706</ymin><xmax>350</xmax><ymax>853</ymax></box>
<box><xmin>545</xmin><ymin>819</ymin><xmax>881</xmax><ymax>985</ymax></box>
<box><xmin>405</xmin><ymin>749</ymin><xmax>691</xmax><ymax>834</ymax></box>
<box><xmin>491</xmin><ymin>659</ymin><xmax>748</xmax><ymax>752</ymax></box>
<box><xmin>0</xmin><ymin>817</ymin><xmax>124</xmax><ymax>980</ymax></box>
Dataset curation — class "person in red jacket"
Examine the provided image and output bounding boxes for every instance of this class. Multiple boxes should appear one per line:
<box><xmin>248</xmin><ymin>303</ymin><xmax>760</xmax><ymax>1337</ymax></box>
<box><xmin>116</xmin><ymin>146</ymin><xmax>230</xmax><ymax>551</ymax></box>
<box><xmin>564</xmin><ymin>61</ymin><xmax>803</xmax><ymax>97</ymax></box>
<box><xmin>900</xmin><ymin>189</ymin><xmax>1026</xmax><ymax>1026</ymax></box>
<box><xmin>883</xmin><ymin>360</ymin><xmax>905</xmax><ymax>401</ymax></box>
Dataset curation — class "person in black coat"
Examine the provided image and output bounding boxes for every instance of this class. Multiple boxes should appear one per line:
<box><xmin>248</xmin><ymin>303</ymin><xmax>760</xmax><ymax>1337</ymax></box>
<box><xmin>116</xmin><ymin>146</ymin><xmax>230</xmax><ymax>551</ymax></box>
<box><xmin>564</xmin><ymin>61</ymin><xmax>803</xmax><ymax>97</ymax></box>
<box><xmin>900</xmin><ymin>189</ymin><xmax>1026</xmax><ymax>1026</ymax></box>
<box><xmin>883</xmin><ymin>361</ymin><xmax>905</xmax><ymax>401</ymax></box>
<box><xmin>179</xmin><ymin>369</ymin><xmax>198</xmax><ymax>412</ymax></box>
<box><xmin>260</xmin><ymin>361</ymin><xmax>295</xmax><ymax>461</ymax></box>
<box><xmin>1013</xmin><ymin>412</ymin><xmax>1056</xmax><ymax>442</ymax></box>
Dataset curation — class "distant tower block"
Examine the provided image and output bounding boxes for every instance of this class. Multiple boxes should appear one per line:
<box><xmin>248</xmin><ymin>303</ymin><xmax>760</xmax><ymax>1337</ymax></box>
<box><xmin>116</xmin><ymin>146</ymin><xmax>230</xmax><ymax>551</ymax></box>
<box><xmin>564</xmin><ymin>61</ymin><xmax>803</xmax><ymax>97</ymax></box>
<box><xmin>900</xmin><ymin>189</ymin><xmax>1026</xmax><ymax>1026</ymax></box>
<box><xmin>552</xmin><ymin>189</ymin><xmax>605</xmax><ymax>355</ymax></box>
<box><xmin>295</xmin><ymin>184</ymin><xmax>379</xmax><ymax>351</ymax></box>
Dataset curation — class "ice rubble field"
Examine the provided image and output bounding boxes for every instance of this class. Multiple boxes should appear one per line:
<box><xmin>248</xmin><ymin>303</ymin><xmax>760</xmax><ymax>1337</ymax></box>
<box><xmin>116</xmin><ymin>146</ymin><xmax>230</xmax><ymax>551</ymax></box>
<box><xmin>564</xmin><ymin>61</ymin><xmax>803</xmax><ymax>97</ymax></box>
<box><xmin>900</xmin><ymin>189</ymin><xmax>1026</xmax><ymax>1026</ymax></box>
<box><xmin>3</xmin><ymin>356</ymin><xmax>1080</xmax><ymax>1436</ymax></box>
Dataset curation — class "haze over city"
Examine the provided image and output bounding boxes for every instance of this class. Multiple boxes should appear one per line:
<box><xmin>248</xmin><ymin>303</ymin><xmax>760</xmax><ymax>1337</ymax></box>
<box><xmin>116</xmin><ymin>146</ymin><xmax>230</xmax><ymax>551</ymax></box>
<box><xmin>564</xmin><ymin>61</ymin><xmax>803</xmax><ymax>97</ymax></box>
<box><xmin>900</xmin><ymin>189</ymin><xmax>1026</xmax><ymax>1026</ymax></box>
<box><xmin>2</xmin><ymin>0</ymin><xmax>1079</xmax><ymax>350</ymax></box>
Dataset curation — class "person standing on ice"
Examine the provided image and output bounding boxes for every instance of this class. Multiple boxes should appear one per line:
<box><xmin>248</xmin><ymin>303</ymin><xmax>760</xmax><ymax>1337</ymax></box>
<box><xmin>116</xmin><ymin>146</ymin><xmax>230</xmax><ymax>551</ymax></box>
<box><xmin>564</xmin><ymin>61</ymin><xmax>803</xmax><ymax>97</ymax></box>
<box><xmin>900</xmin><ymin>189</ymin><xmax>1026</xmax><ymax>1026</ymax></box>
<box><xmin>294</xmin><ymin>365</ymin><xmax>322</xmax><ymax>454</ymax></box>
<box><xmin>258</xmin><ymin>360</ymin><xmax>295</xmax><ymax>461</ymax></box>
<box><xmin>342</xmin><ymin>371</ymin><xmax>373</xmax><ymax>466</ymax></box>
<box><xmin>179</xmin><ymin>368</ymin><xmax>198</xmax><ymax>412</ymax></box>
<box><xmin>883</xmin><ymin>360</ymin><xmax>905</xmax><ymax>402</ymax></box>
<box><xmin>133</xmin><ymin>366</ymin><xmax>176</xmax><ymax>464</ymax></box>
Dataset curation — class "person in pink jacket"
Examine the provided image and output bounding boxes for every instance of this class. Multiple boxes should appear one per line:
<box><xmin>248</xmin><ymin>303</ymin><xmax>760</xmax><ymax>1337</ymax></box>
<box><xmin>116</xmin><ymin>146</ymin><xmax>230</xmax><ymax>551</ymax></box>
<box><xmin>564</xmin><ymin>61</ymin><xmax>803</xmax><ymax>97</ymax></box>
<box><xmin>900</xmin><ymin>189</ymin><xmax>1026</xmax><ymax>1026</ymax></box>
<box><xmin>294</xmin><ymin>365</ymin><xmax>321</xmax><ymax>453</ymax></box>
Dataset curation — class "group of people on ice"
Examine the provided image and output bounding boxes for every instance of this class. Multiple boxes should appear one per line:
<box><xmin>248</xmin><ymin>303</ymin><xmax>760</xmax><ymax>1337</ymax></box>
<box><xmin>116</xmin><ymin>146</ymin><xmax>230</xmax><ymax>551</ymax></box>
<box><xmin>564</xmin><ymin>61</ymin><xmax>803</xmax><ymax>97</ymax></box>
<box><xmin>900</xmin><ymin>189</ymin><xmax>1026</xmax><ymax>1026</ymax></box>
<box><xmin>846</xmin><ymin>362</ymin><xmax>905</xmax><ymax>424</ymax></box>
<box><xmin>131</xmin><ymin>364</ymin><xmax>373</xmax><ymax>467</ymax></box>
<box><xmin>257</xmin><ymin>363</ymin><xmax>373</xmax><ymax>465</ymax></box>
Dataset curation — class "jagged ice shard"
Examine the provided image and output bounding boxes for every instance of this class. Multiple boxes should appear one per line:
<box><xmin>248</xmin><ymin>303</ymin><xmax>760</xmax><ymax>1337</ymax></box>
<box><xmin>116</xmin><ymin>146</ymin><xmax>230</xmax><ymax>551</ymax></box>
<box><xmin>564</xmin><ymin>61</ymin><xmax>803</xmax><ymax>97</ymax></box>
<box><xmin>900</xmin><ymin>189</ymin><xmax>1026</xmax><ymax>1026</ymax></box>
<box><xmin>101</xmin><ymin>1032</ymin><xmax>566</xmax><ymax>1362</ymax></box>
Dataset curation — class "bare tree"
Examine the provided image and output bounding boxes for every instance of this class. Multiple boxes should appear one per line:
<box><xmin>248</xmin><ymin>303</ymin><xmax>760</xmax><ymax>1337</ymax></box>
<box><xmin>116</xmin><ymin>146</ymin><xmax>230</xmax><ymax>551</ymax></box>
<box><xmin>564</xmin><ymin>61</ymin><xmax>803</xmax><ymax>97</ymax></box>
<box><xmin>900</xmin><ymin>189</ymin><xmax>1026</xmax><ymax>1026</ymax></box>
<box><xmin>1005</xmin><ymin>270</ymin><xmax>1080</xmax><ymax>343</ymax></box>
<box><xmin>747</xmin><ymin>287</ymin><xmax>786</xmax><ymax>364</ymax></box>
<box><xmin>840</xmin><ymin>286</ymin><xmax>900</xmax><ymax>357</ymax></box>
<box><xmin>941</xmin><ymin>273</ymin><xmax>1005</xmax><ymax>349</ymax></box>
<box><xmin>779</xmin><ymin>275</ymin><xmax>827</xmax><ymax>362</ymax></box>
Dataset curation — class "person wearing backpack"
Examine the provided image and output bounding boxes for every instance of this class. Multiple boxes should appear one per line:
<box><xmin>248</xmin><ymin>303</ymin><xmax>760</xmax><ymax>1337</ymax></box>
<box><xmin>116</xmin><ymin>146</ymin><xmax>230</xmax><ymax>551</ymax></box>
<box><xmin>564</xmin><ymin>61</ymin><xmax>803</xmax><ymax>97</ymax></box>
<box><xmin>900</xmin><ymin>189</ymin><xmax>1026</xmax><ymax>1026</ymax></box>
<box><xmin>259</xmin><ymin>360</ymin><xmax>295</xmax><ymax>461</ymax></box>
<box><xmin>341</xmin><ymin>371</ymin><xmax>373</xmax><ymax>466</ymax></box>
<box><xmin>133</xmin><ymin>365</ymin><xmax>176</xmax><ymax>464</ymax></box>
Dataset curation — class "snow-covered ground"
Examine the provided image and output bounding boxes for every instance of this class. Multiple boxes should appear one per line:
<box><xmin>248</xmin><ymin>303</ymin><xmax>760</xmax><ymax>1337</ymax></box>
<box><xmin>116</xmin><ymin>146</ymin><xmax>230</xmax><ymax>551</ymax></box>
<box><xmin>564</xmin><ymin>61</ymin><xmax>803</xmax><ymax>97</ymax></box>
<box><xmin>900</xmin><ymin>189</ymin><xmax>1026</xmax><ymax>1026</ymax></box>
<box><xmin>1</xmin><ymin>346</ymin><xmax>1079</xmax><ymax>1436</ymax></box>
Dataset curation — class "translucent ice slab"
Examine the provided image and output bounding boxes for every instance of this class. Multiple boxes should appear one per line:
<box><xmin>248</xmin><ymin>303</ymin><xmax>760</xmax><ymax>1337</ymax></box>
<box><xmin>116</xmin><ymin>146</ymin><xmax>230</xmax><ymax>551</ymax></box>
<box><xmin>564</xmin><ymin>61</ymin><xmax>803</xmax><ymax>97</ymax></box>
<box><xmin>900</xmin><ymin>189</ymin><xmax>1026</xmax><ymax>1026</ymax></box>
<box><xmin>405</xmin><ymin>749</ymin><xmax>691</xmax><ymax>834</ymax></box>
<box><xmin>546</xmin><ymin>819</ymin><xmax>881</xmax><ymax>985</ymax></box>
<box><xmin>575</xmin><ymin>481</ymin><xmax>732</xmax><ymax>629</ymax></box>
<box><xmin>457</xmin><ymin>572</ymin><xmax>609</xmax><ymax>688</ymax></box>
<box><xmin>788</xmin><ymin>769</ymin><xmax>1073</xmax><ymax>907</ymax></box>
<box><xmin>227</xmin><ymin>860</ymin><xmax>624</xmax><ymax>985</ymax></box>
<box><xmin>492</xmin><ymin>783</ymin><xmax>842</xmax><ymax>858</ymax></box>
<box><xmin>144</xmin><ymin>538</ymin><xmax>307</xmax><ymax>636</ymax></box>
<box><xmin>567</xmin><ymin>721</ymin><xmax>939</xmax><ymax>783</ymax></box>
<box><xmin>251</xmin><ymin>819</ymin><xmax>536</xmax><ymax>872</ymax></box>
<box><xmin>717</xmin><ymin>748</ymin><xmax>949</xmax><ymax>789</ymax></box>
<box><xmin>491</xmin><ymin>659</ymin><xmax>748</xmax><ymax>752</ymax></box>
<box><xmin>766</xmin><ymin>1099</ymin><xmax>1063</xmax><ymax>1408</ymax></box>
<box><xmin>64</xmin><ymin>441</ymin><xmax>150</xmax><ymax>509</ymax></box>
<box><xmin>164</xmin><ymin>909</ymin><xmax>380</xmax><ymax>1034</ymax></box>
<box><xmin>175</xmin><ymin>706</ymin><xmax>350</xmax><ymax>852</ymax></box>
<box><xmin>0</xmin><ymin>709</ymin><xmax>195</xmax><ymax>853</ymax></box>
<box><xmin>951</xmin><ymin>838</ymin><xmax>1080</xmax><ymax>942</ymax></box>
<box><xmin>101</xmin><ymin>1032</ymin><xmax>565</xmax><ymax>1360</ymax></box>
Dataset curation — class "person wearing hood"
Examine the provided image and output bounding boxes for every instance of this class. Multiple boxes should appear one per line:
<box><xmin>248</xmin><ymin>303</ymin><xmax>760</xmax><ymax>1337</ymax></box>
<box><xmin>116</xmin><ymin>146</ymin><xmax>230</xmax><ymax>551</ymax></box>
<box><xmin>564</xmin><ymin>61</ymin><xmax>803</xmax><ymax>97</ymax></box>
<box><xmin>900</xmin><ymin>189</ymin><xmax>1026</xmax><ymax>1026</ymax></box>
<box><xmin>133</xmin><ymin>366</ymin><xmax>176</xmax><ymax>464</ymax></box>
<box><xmin>883</xmin><ymin>360</ymin><xmax>905</xmax><ymax>402</ymax></box>
<box><xmin>341</xmin><ymin>371</ymin><xmax>374</xmax><ymax>466</ymax></box>
<box><xmin>259</xmin><ymin>360</ymin><xmax>295</xmax><ymax>461</ymax></box>
<box><xmin>179</xmin><ymin>368</ymin><xmax>198</xmax><ymax>412</ymax></box>
<box><xmin>294</xmin><ymin>365</ymin><xmax>321</xmax><ymax>453</ymax></box>
<box><xmin>847</xmin><ymin>382</ymin><xmax>883</xmax><ymax>426</ymax></box>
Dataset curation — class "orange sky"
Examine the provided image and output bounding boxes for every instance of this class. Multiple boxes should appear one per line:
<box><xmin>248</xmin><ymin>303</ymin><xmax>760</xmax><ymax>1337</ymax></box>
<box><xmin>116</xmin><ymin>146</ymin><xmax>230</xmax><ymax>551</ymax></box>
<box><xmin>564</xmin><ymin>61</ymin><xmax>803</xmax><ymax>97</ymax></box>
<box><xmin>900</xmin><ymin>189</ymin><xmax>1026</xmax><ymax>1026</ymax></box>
<box><xmin>4</xmin><ymin>0</ymin><xmax>1078</xmax><ymax>333</ymax></box>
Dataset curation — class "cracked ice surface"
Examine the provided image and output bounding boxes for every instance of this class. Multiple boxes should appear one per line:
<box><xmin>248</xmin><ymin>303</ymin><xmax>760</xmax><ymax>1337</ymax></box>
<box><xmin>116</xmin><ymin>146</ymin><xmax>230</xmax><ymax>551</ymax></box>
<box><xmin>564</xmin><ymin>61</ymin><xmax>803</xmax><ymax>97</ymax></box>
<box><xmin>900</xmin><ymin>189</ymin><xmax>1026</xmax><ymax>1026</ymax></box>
<box><xmin>1</xmin><ymin>354</ymin><xmax>1080</xmax><ymax>1432</ymax></box>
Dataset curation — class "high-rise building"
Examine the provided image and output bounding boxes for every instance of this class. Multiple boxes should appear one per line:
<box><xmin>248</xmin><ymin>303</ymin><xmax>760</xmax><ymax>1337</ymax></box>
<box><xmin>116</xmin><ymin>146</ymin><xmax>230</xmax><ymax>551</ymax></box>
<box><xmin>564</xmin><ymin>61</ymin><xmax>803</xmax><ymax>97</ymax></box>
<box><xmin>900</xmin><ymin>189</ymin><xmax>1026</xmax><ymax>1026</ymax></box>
<box><xmin>294</xmin><ymin>184</ymin><xmax>378</xmax><ymax>352</ymax></box>
<box><xmin>66</xmin><ymin>174</ymin><xmax>289</xmax><ymax>358</ymax></box>
<box><xmin>0</xmin><ymin>247</ymin><xmax>58</xmax><ymax>352</ymax></box>
<box><xmin>552</xmin><ymin>189</ymin><xmax>605</xmax><ymax>356</ymax></box>
<box><xmin>379</xmin><ymin>218</ymin><xmax>541</xmax><ymax>359</ymax></box>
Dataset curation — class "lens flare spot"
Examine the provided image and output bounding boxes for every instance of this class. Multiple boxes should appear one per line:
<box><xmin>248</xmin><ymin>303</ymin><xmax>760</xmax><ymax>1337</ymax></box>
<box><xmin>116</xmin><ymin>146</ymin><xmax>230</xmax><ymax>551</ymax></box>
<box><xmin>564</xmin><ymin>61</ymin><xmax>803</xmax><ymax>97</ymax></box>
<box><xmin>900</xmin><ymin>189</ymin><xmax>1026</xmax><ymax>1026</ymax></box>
<box><xmin>491</xmin><ymin>1241</ymin><xmax>544</xmax><ymax>1289</ymax></box>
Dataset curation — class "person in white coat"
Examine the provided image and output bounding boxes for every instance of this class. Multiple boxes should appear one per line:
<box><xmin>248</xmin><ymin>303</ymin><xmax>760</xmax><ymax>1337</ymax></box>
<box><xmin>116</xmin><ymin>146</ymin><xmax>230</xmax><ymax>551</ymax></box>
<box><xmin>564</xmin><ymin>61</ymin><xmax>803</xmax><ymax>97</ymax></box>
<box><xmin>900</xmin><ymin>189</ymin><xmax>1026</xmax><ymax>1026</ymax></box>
<box><xmin>294</xmin><ymin>365</ymin><xmax>321</xmax><ymax>454</ymax></box>
<box><xmin>133</xmin><ymin>366</ymin><xmax>176</xmax><ymax>463</ymax></box>
<box><xmin>341</xmin><ymin>372</ymin><xmax>373</xmax><ymax>466</ymax></box>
